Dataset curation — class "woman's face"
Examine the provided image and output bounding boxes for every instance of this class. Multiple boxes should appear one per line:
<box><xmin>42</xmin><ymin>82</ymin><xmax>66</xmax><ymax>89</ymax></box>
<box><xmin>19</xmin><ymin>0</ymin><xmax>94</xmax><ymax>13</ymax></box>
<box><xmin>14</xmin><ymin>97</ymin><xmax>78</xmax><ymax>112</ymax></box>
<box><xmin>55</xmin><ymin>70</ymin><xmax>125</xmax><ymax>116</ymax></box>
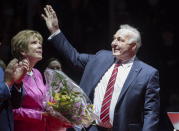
<box><xmin>22</xmin><ymin>36</ymin><xmax>42</xmax><ymax>63</ymax></box>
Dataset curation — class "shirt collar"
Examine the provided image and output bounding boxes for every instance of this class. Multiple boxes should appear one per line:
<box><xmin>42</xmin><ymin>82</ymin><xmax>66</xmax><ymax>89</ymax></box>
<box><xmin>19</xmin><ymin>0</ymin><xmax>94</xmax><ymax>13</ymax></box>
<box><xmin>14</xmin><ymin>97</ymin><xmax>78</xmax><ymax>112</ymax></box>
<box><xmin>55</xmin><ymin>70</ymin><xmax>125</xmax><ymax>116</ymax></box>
<box><xmin>115</xmin><ymin>56</ymin><xmax>135</xmax><ymax>67</ymax></box>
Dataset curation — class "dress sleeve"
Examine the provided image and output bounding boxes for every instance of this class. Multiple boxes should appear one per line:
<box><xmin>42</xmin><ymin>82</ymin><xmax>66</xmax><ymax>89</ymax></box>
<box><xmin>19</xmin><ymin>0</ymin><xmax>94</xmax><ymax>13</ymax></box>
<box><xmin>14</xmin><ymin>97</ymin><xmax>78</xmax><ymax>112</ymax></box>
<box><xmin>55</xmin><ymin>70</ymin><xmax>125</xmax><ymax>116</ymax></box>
<box><xmin>13</xmin><ymin>107</ymin><xmax>43</xmax><ymax>121</ymax></box>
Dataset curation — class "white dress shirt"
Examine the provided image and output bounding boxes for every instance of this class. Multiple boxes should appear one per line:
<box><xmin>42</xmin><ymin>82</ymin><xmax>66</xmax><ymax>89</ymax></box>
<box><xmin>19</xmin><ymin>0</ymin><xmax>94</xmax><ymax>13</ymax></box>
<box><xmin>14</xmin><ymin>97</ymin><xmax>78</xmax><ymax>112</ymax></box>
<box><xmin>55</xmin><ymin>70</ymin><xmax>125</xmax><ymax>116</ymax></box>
<box><xmin>93</xmin><ymin>57</ymin><xmax>135</xmax><ymax>125</ymax></box>
<box><xmin>48</xmin><ymin>29</ymin><xmax>61</xmax><ymax>40</ymax></box>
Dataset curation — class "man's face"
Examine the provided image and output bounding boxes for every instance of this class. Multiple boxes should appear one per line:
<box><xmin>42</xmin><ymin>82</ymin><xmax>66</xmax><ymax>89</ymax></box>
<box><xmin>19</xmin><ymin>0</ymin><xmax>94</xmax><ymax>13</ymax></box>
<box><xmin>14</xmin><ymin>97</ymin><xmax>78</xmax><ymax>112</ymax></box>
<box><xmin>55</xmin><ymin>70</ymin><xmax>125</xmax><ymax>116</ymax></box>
<box><xmin>111</xmin><ymin>30</ymin><xmax>136</xmax><ymax>61</ymax></box>
<box><xmin>23</xmin><ymin>36</ymin><xmax>43</xmax><ymax>62</ymax></box>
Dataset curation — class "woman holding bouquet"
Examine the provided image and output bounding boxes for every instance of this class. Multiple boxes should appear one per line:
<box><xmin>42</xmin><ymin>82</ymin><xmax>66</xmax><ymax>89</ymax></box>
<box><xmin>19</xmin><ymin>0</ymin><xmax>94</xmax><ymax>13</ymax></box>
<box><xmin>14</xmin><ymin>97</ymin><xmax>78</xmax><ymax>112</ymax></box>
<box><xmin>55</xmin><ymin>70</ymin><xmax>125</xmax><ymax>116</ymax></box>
<box><xmin>12</xmin><ymin>30</ymin><xmax>67</xmax><ymax>131</ymax></box>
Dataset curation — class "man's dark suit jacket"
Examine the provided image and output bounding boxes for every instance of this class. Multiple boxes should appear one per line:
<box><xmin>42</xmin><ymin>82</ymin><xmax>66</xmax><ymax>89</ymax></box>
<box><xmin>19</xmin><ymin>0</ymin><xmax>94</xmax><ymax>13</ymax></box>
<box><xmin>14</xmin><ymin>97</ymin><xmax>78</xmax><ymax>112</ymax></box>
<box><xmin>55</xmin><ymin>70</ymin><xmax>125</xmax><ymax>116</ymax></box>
<box><xmin>49</xmin><ymin>33</ymin><xmax>160</xmax><ymax>131</ymax></box>
<box><xmin>0</xmin><ymin>67</ymin><xmax>23</xmax><ymax>131</ymax></box>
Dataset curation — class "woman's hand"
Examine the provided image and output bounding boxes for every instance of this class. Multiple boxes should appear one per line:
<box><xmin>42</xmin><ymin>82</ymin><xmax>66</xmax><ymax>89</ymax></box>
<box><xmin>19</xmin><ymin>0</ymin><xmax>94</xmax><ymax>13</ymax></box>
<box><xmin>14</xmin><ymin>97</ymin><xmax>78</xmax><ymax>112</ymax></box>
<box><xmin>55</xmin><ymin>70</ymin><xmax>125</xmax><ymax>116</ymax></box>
<box><xmin>5</xmin><ymin>58</ymin><xmax>29</xmax><ymax>86</ymax></box>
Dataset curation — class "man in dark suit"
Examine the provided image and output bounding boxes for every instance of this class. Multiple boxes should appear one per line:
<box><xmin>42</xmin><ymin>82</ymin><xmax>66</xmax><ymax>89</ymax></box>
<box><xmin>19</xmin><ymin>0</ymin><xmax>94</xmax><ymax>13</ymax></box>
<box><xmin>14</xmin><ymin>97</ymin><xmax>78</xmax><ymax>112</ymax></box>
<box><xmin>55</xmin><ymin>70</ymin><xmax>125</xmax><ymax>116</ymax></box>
<box><xmin>0</xmin><ymin>58</ymin><xmax>29</xmax><ymax>131</ymax></box>
<box><xmin>42</xmin><ymin>5</ymin><xmax>160</xmax><ymax>131</ymax></box>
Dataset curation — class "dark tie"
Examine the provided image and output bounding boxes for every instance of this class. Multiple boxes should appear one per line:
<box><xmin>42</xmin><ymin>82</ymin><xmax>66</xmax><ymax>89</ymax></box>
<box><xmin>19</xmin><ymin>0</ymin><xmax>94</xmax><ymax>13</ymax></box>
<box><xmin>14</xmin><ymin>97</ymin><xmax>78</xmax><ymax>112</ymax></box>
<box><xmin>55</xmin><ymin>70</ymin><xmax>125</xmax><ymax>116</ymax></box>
<box><xmin>100</xmin><ymin>62</ymin><xmax>120</xmax><ymax>128</ymax></box>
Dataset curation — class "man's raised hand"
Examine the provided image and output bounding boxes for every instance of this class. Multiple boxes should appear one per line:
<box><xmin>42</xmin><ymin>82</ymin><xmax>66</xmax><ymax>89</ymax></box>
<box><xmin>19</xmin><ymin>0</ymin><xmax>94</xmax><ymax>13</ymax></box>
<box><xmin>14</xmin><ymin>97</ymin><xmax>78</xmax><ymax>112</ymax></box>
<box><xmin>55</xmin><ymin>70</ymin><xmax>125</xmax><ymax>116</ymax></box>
<box><xmin>41</xmin><ymin>5</ymin><xmax>60</xmax><ymax>34</ymax></box>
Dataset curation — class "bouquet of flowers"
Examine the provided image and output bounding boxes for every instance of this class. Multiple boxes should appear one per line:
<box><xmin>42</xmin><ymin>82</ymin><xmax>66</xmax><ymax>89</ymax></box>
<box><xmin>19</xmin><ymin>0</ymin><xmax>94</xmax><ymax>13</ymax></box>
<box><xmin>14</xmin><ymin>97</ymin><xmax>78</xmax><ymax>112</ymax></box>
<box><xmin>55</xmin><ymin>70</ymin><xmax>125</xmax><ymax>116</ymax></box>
<box><xmin>44</xmin><ymin>68</ymin><xmax>97</xmax><ymax>128</ymax></box>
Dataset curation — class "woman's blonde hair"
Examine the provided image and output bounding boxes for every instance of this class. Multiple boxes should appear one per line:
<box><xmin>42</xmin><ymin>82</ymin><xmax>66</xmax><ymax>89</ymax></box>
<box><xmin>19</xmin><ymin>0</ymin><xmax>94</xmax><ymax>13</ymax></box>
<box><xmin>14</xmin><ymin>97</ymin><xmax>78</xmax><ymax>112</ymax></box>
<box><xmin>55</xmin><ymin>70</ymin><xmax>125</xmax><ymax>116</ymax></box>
<box><xmin>11</xmin><ymin>30</ymin><xmax>43</xmax><ymax>60</ymax></box>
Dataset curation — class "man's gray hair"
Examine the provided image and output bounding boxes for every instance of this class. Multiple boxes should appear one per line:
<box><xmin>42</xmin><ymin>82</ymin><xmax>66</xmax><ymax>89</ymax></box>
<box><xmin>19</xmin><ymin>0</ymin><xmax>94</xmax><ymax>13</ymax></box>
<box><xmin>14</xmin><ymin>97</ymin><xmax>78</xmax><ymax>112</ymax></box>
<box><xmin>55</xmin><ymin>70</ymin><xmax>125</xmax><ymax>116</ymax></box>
<box><xmin>120</xmin><ymin>24</ymin><xmax>142</xmax><ymax>50</ymax></box>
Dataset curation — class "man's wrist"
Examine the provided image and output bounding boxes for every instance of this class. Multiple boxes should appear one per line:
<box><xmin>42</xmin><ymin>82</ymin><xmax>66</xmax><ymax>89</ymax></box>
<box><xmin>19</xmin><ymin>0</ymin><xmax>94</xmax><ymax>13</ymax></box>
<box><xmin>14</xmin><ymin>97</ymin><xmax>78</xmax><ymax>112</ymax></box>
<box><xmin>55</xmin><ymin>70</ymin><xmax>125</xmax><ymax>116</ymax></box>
<box><xmin>50</xmin><ymin>26</ymin><xmax>60</xmax><ymax>34</ymax></box>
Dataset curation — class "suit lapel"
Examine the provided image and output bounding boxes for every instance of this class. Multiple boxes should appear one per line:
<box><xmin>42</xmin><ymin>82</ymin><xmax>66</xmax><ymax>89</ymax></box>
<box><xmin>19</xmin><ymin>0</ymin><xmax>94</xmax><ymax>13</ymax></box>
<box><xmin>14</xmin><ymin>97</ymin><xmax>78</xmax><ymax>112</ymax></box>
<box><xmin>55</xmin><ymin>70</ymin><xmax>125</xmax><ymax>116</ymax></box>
<box><xmin>93</xmin><ymin>56</ymin><xmax>115</xmax><ymax>85</ymax></box>
<box><xmin>90</xmin><ymin>55</ymin><xmax>115</xmax><ymax>94</ymax></box>
<box><xmin>116</xmin><ymin>58</ymin><xmax>142</xmax><ymax>105</ymax></box>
